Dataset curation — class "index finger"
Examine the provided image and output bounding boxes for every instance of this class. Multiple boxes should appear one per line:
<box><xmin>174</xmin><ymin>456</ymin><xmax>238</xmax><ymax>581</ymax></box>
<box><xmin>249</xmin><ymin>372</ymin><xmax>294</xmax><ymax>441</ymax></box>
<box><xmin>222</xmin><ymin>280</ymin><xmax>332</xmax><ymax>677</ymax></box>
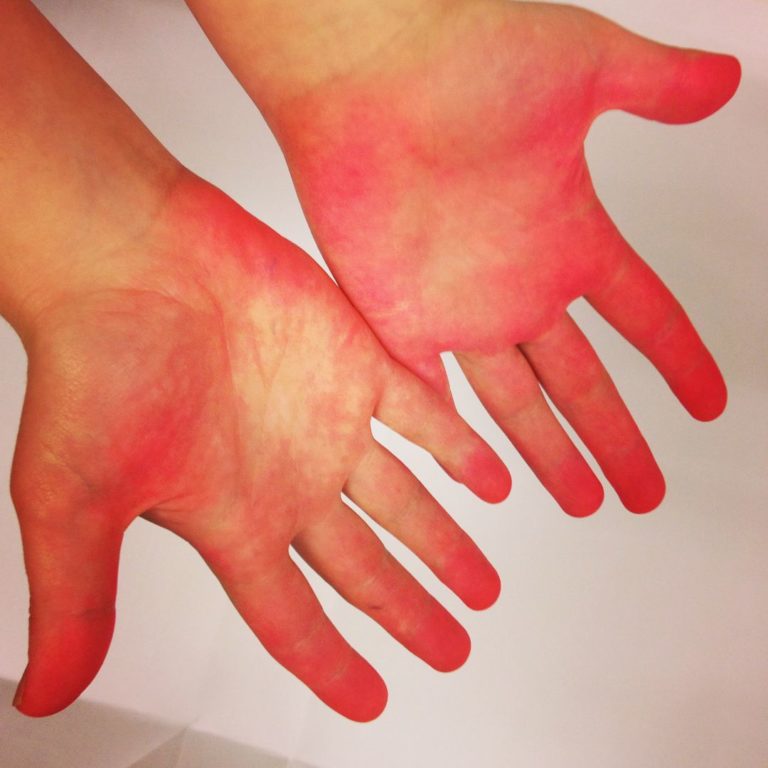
<box><xmin>587</xmin><ymin>238</ymin><xmax>726</xmax><ymax>421</ymax></box>
<box><xmin>375</xmin><ymin>362</ymin><xmax>512</xmax><ymax>504</ymax></box>
<box><xmin>186</xmin><ymin>522</ymin><xmax>387</xmax><ymax>722</ymax></box>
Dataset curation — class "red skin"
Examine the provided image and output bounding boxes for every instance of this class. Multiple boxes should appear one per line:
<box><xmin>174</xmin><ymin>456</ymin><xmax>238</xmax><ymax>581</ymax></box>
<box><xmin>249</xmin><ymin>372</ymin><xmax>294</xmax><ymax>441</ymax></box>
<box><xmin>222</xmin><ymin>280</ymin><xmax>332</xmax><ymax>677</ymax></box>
<box><xmin>11</xmin><ymin>175</ymin><xmax>510</xmax><ymax>721</ymax></box>
<box><xmin>247</xmin><ymin>2</ymin><xmax>741</xmax><ymax>516</ymax></box>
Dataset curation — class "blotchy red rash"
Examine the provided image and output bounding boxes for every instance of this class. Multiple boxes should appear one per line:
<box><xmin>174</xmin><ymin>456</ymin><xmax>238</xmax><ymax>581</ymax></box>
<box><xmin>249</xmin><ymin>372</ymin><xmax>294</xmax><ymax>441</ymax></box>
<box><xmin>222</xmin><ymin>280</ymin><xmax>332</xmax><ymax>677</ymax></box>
<box><xmin>15</xmin><ymin>175</ymin><xmax>507</xmax><ymax>721</ymax></box>
<box><xmin>271</xmin><ymin>3</ymin><xmax>736</xmax><ymax>516</ymax></box>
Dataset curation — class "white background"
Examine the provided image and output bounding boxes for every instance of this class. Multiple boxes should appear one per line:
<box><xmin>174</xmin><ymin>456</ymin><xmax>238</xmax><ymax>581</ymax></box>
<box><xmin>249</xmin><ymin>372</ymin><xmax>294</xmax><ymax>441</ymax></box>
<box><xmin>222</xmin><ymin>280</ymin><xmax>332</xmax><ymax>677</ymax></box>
<box><xmin>0</xmin><ymin>0</ymin><xmax>766</xmax><ymax>766</ymax></box>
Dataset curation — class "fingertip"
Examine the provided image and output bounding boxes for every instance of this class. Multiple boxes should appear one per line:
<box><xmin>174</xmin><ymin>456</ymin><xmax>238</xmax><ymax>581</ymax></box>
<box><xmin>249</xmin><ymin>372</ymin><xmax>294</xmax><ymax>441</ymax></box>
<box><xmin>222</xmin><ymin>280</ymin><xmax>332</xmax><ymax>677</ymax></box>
<box><xmin>624</xmin><ymin>473</ymin><xmax>666</xmax><ymax>515</ymax></box>
<box><xmin>696</xmin><ymin>52</ymin><xmax>742</xmax><ymax>118</ymax></box>
<box><xmin>341</xmin><ymin>664</ymin><xmax>389</xmax><ymax>723</ymax></box>
<box><xmin>603</xmin><ymin>41</ymin><xmax>741</xmax><ymax>124</ymax></box>
<box><xmin>463</xmin><ymin>567</ymin><xmax>502</xmax><ymax>612</ymax></box>
<box><xmin>320</xmin><ymin>653</ymin><xmax>388</xmax><ymax>722</ymax></box>
<box><xmin>15</xmin><ymin>612</ymin><xmax>115</xmax><ymax>717</ymax></box>
<box><xmin>662</xmin><ymin>49</ymin><xmax>742</xmax><ymax>124</ymax></box>
<box><xmin>431</xmin><ymin>623</ymin><xmax>472</xmax><ymax>673</ymax></box>
<box><xmin>408</xmin><ymin>604</ymin><xmax>473</xmax><ymax>674</ymax></box>
<box><xmin>686</xmin><ymin>371</ymin><xmax>728</xmax><ymax>422</ymax></box>
<box><xmin>463</xmin><ymin>444</ymin><xmax>512</xmax><ymax>504</ymax></box>
<box><xmin>445</xmin><ymin>544</ymin><xmax>502</xmax><ymax>611</ymax></box>
<box><xmin>594</xmin><ymin>436</ymin><xmax>665</xmax><ymax>515</ymax></box>
<box><xmin>13</xmin><ymin>691</ymin><xmax>63</xmax><ymax>719</ymax></box>
<box><xmin>666</xmin><ymin>350</ymin><xmax>728</xmax><ymax>422</ymax></box>
<box><xmin>355</xmin><ymin>691</ymin><xmax>388</xmax><ymax>723</ymax></box>
<box><xmin>721</xmin><ymin>53</ymin><xmax>742</xmax><ymax>96</ymax></box>
<box><xmin>14</xmin><ymin>677</ymin><xmax>76</xmax><ymax>718</ymax></box>
<box><xmin>12</xmin><ymin>669</ymin><xmax>28</xmax><ymax>714</ymax></box>
<box><xmin>557</xmin><ymin>459</ymin><xmax>605</xmax><ymax>518</ymax></box>
<box><xmin>562</xmin><ymin>481</ymin><xmax>605</xmax><ymax>519</ymax></box>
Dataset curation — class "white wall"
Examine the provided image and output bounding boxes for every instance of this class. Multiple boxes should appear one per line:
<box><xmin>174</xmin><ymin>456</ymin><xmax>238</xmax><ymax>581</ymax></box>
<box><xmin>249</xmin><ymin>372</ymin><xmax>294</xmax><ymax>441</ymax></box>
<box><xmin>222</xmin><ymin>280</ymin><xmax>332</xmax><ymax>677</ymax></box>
<box><xmin>0</xmin><ymin>1</ymin><xmax>766</xmax><ymax>766</ymax></box>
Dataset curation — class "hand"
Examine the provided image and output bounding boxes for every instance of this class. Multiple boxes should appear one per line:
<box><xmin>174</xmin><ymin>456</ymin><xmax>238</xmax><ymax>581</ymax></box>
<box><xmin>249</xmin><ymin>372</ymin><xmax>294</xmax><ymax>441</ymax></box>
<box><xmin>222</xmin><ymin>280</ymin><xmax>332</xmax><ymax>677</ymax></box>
<box><xmin>10</xmin><ymin>174</ymin><xmax>510</xmax><ymax>721</ymax></box>
<box><xmin>246</xmin><ymin>1</ymin><xmax>740</xmax><ymax>516</ymax></box>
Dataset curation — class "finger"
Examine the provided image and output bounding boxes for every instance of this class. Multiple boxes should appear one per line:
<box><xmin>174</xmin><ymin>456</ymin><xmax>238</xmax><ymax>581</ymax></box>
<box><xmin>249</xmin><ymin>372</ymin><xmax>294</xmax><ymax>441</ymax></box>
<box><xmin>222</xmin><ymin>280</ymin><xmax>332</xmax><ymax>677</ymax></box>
<box><xmin>188</xmin><ymin>523</ymin><xmax>386</xmax><ymax>722</ymax></box>
<box><xmin>13</xmin><ymin>505</ymin><xmax>123</xmax><ymax>717</ymax></box>
<box><xmin>521</xmin><ymin>315</ymin><xmax>665</xmax><ymax>514</ymax></box>
<box><xmin>456</xmin><ymin>348</ymin><xmax>604</xmax><ymax>518</ymax></box>
<box><xmin>404</xmin><ymin>351</ymin><xmax>453</xmax><ymax>403</ymax></box>
<box><xmin>595</xmin><ymin>21</ymin><xmax>741</xmax><ymax>123</ymax></box>
<box><xmin>345</xmin><ymin>440</ymin><xmax>501</xmax><ymax>610</ymax></box>
<box><xmin>587</xmin><ymin>238</ymin><xmax>727</xmax><ymax>422</ymax></box>
<box><xmin>293</xmin><ymin>500</ymin><xmax>471</xmax><ymax>672</ymax></box>
<box><xmin>375</xmin><ymin>362</ymin><xmax>511</xmax><ymax>503</ymax></box>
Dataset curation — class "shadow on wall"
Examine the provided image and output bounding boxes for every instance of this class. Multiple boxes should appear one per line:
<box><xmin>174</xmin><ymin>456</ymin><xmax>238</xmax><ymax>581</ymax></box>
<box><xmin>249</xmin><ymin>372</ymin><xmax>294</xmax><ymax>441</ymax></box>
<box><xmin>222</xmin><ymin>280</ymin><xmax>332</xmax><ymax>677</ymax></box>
<box><xmin>0</xmin><ymin>679</ymin><xmax>318</xmax><ymax>768</ymax></box>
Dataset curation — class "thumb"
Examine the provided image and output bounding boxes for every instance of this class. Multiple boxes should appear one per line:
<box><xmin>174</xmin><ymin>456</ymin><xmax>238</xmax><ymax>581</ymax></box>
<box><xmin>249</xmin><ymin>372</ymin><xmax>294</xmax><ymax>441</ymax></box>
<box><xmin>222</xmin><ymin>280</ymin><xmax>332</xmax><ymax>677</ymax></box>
<box><xmin>596</xmin><ymin>23</ymin><xmax>741</xmax><ymax>123</ymax></box>
<box><xmin>13</xmin><ymin>495</ymin><xmax>123</xmax><ymax>717</ymax></box>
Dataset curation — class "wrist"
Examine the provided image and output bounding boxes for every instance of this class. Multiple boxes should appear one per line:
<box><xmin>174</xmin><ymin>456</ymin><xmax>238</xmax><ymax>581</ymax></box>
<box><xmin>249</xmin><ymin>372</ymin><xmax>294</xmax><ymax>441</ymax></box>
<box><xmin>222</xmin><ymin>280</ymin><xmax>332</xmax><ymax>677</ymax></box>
<box><xmin>0</xmin><ymin>157</ymin><xmax>185</xmax><ymax>342</ymax></box>
<box><xmin>185</xmin><ymin>0</ymin><xmax>459</xmax><ymax>118</ymax></box>
<box><xmin>0</xmin><ymin>0</ymin><xmax>186</xmax><ymax>339</ymax></box>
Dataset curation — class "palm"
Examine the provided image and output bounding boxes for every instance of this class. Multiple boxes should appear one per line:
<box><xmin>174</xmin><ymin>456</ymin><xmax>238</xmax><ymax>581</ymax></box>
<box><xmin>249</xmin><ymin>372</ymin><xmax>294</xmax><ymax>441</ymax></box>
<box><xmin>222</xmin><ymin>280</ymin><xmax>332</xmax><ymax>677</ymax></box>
<box><xmin>273</xmin><ymin>2</ymin><xmax>740</xmax><ymax>516</ymax></box>
<box><xmin>11</xmin><ymin>177</ymin><xmax>509</xmax><ymax>721</ymax></box>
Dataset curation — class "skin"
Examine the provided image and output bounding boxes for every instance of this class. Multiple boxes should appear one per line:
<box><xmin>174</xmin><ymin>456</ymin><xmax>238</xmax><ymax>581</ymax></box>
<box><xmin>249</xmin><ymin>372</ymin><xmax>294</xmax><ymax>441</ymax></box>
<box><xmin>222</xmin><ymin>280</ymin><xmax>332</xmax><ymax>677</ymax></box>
<box><xmin>2</xmin><ymin>1</ymin><xmax>510</xmax><ymax>722</ymax></box>
<box><xmin>185</xmin><ymin>0</ymin><xmax>741</xmax><ymax>517</ymax></box>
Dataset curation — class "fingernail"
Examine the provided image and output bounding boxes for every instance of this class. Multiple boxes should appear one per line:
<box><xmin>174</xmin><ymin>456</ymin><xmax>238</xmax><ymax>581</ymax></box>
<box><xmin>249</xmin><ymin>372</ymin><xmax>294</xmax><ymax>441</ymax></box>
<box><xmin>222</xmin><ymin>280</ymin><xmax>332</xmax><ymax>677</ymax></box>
<box><xmin>13</xmin><ymin>669</ymin><xmax>27</xmax><ymax>711</ymax></box>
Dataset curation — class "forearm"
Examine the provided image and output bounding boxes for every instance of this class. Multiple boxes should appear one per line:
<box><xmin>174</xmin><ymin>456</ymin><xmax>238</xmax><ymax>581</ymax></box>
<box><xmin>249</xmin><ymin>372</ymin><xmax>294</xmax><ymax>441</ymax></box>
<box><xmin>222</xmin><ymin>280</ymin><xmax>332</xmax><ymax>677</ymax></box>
<box><xmin>0</xmin><ymin>0</ymin><xmax>181</xmax><ymax>332</ymax></box>
<box><xmin>183</xmin><ymin>0</ymin><xmax>453</xmax><ymax>117</ymax></box>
